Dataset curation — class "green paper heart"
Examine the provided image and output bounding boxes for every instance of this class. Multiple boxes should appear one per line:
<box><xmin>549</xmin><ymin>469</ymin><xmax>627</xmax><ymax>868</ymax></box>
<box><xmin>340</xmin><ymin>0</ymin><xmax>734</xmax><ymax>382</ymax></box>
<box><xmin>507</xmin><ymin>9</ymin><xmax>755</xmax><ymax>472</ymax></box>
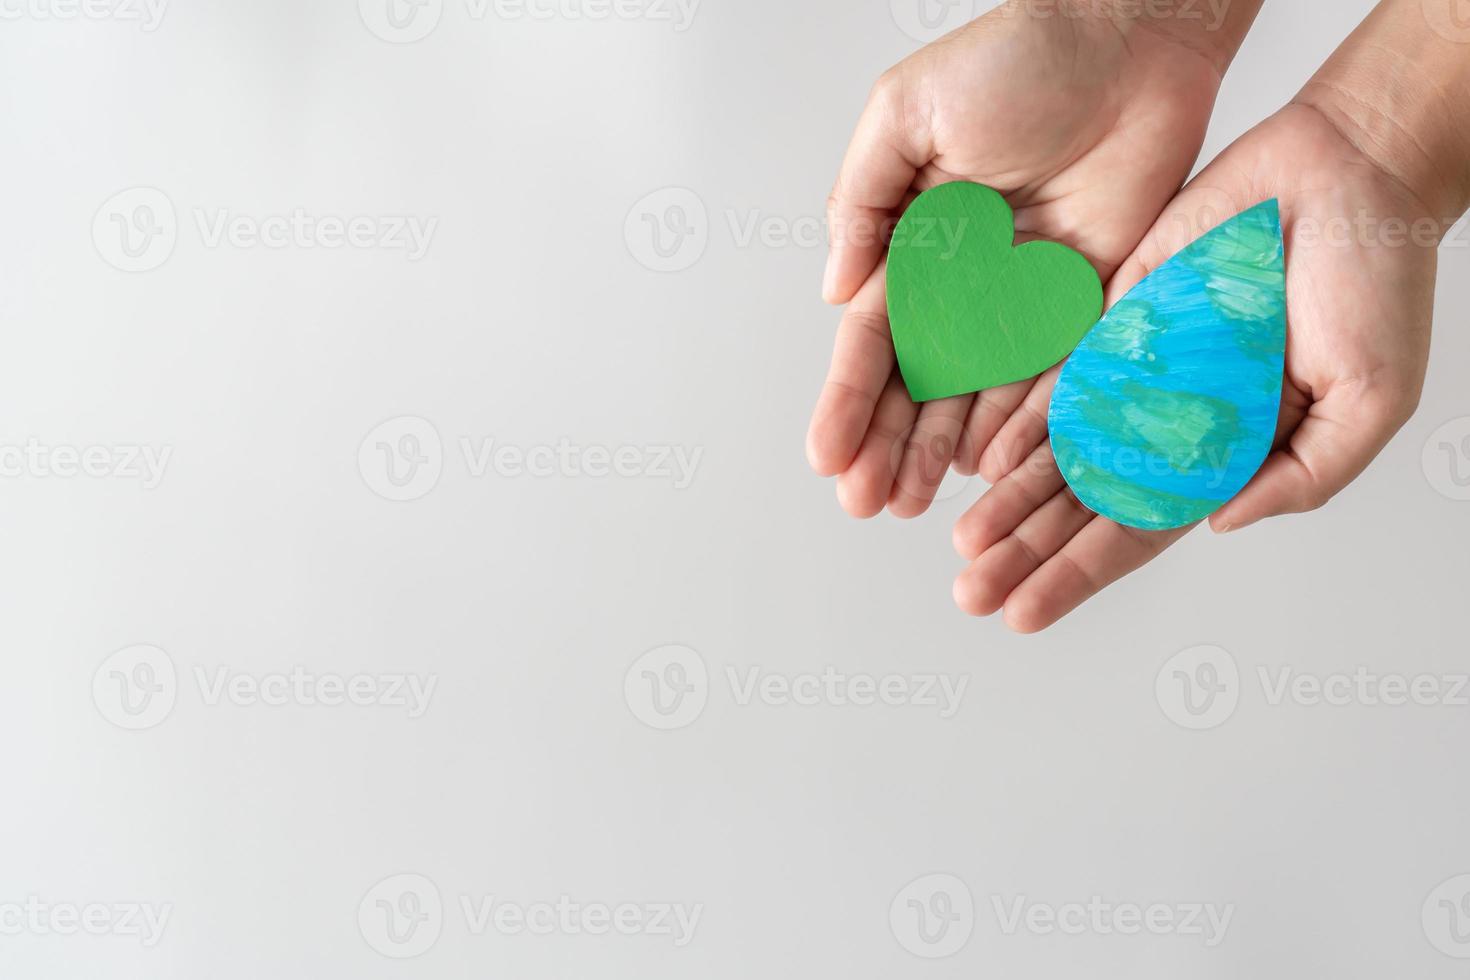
<box><xmin>886</xmin><ymin>182</ymin><xmax>1103</xmax><ymax>402</ymax></box>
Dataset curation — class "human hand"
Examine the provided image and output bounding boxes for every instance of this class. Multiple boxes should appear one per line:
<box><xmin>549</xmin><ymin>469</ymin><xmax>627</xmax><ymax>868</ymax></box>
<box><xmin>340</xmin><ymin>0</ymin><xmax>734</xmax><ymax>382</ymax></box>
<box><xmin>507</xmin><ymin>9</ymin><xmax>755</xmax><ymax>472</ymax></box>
<box><xmin>806</xmin><ymin>0</ymin><xmax>1261</xmax><ymax>519</ymax></box>
<box><xmin>952</xmin><ymin>102</ymin><xmax>1441</xmax><ymax>631</ymax></box>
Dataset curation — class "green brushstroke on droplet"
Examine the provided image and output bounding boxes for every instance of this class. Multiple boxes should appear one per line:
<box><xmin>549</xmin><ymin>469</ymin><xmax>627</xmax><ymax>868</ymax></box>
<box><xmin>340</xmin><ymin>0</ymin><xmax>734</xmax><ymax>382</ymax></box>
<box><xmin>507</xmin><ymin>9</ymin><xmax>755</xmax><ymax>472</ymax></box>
<box><xmin>1180</xmin><ymin>208</ymin><xmax>1286</xmax><ymax>363</ymax></box>
<box><xmin>1080</xmin><ymin>299</ymin><xmax>1169</xmax><ymax>375</ymax></box>
<box><xmin>1052</xmin><ymin>430</ymin><xmax>1223</xmax><ymax>530</ymax></box>
<box><xmin>1069</xmin><ymin>379</ymin><xmax>1248</xmax><ymax>474</ymax></box>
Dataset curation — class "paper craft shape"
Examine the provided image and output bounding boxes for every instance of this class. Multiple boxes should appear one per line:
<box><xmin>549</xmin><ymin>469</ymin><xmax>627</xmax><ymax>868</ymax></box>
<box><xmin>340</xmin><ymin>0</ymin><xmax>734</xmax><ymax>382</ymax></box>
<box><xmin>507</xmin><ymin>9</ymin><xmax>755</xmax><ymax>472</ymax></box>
<box><xmin>887</xmin><ymin>182</ymin><xmax>1103</xmax><ymax>402</ymax></box>
<box><xmin>1048</xmin><ymin>199</ymin><xmax>1287</xmax><ymax>531</ymax></box>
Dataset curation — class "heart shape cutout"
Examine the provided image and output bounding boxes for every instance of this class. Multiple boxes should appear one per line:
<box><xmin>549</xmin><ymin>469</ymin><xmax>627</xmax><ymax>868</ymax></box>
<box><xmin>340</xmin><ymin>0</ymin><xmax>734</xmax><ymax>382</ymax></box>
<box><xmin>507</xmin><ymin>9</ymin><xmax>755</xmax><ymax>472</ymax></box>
<box><xmin>887</xmin><ymin>182</ymin><xmax>1103</xmax><ymax>402</ymax></box>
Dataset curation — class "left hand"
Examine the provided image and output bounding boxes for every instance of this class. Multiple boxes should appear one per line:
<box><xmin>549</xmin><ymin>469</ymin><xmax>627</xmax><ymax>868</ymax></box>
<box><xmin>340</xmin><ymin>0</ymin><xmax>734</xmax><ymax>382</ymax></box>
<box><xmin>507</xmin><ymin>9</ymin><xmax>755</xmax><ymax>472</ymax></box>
<box><xmin>806</xmin><ymin>6</ymin><xmax>1240</xmax><ymax>520</ymax></box>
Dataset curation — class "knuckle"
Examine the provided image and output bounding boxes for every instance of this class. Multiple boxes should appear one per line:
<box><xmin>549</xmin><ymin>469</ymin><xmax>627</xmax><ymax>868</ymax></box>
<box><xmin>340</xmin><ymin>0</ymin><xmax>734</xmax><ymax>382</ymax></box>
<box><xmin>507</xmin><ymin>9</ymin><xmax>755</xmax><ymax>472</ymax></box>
<box><xmin>1364</xmin><ymin>386</ymin><xmax>1416</xmax><ymax>430</ymax></box>
<box><xmin>870</xmin><ymin>67</ymin><xmax>902</xmax><ymax>103</ymax></box>
<box><xmin>866</xmin><ymin>67</ymin><xmax>910</xmax><ymax>126</ymax></box>
<box><xmin>1299</xmin><ymin>487</ymin><xmax>1332</xmax><ymax>513</ymax></box>
<box><xmin>1347</xmin><ymin>370</ymin><xmax>1425</xmax><ymax>432</ymax></box>
<box><xmin>1388</xmin><ymin>387</ymin><xmax>1423</xmax><ymax>429</ymax></box>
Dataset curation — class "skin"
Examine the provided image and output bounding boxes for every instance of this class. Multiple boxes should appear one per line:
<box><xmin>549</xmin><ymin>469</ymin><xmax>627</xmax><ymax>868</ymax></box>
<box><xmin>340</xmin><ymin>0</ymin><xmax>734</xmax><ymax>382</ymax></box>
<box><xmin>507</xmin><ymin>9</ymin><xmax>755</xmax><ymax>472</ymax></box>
<box><xmin>954</xmin><ymin>0</ymin><xmax>1470</xmax><ymax>632</ymax></box>
<box><xmin>955</xmin><ymin>105</ymin><xmax>1438</xmax><ymax>631</ymax></box>
<box><xmin>811</xmin><ymin>0</ymin><xmax>1469</xmax><ymax>633</ymax></box>
<box><xmin>806</xmin><ymin>0</ymin><xmax>1261</xmax><ymax>520</ymax></box>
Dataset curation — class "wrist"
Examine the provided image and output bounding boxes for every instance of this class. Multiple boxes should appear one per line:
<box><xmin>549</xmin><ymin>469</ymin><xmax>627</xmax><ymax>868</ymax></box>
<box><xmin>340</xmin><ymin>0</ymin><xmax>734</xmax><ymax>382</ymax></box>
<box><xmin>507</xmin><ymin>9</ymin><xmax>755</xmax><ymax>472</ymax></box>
<box><xmin>1295</xmin><ymin>0</ymin><xmax>1470</xmax><ymax>225</ymax></box>
<box><xmin>1025</xmin><ymin>0</ymin><xmax>1264</xmax><ymax>75</ymax></box>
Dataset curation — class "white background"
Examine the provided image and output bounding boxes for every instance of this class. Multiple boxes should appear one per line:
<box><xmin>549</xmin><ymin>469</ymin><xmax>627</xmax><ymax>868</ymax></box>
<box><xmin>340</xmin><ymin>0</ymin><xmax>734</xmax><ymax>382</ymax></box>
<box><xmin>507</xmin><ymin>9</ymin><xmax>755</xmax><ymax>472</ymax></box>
<box><xmin>2</xmin><ymin>0</ymin><xmax>1469</xmax><ymax>977</ymax></box>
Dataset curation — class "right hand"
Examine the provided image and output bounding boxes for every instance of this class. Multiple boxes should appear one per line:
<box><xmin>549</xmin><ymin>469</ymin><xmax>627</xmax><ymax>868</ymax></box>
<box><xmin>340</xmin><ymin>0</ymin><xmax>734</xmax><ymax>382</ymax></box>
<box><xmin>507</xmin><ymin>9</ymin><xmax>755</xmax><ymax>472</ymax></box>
<box><xmin>949</xmin><ymin>103</ymin><xmax>1439</xmax><ymax>632</ymax></box>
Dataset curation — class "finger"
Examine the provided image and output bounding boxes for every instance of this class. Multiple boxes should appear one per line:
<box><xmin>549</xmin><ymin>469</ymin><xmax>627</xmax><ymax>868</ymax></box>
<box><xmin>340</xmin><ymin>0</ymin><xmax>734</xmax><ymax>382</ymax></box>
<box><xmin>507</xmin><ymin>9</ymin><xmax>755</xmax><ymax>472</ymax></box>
<box><xmin>1209</xmin><ymin>384</ymin><xmax>1414</xmax><ymax>533</ymax></box>
<box><xmin>824</xmin><ymin>69</ymin><xmax>931</xmax><ymax>305</ymax></box>
<box><xmin>835</xmin><ymin>374</ymin><xmax>920</xmax><ymax>519</ymax></box>
<box><xmin>977</xmin><ymin>365</ymin><xmax>1060</xmax><ymax>484</ymax></box>
<box><xmin>889</xmin><ymin>394</ymin><xmax>976</xmax><ymax>519</ymax></box>
<box><xmin>1002</xmin><ymin>518</ymin><xmax>1193</xmax><ymax>633</ymax></box>
<box><xmin>953</xmin><ymin>488</ymin><xmax>1095</xmax><ymax>618</ymax></box>
<box><xmin>806</xmin><ymin>267</ymin><xmax>896</xmax><ymax>477</ymax></box>
<box><xmin>952</xmin><ymin>442</ymin><xmax>1065</xmax><ymax>560</ymax></box>
<box><xmin>953</xmin><ymin>379</ymin><xmax>1034</xmax><ymax>476</ymax></box>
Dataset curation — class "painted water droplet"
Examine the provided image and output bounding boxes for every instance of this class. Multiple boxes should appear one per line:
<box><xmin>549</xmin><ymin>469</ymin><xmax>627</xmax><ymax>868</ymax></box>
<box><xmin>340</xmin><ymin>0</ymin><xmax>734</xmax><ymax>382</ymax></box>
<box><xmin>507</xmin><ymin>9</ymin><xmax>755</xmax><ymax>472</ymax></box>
<box><xmin>1048</xmin><ymin>200</ymin><xmax>1286</xmax><ymax>531</ymax></box>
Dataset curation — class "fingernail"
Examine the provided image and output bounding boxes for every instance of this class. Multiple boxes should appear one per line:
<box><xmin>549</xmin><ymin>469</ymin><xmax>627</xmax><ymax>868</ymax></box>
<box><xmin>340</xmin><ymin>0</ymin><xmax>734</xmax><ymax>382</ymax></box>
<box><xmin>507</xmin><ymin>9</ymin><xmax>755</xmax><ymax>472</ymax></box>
<box><xmin>1215</xmin><ymin>518</ymin><xmax>1257</xmax><ymax>534</ymax></box>
<box><xmin>821</xmin><ymin>254</ymin><xmax>838</xmax><ymax>303</ymax></box>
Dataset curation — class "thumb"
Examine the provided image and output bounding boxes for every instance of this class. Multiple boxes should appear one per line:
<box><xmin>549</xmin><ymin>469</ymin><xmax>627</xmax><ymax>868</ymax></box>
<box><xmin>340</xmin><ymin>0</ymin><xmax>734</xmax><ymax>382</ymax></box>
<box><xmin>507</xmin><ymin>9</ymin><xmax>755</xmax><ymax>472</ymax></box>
<box><xmin>823</xmin><ymin>66</ymin><xmax>931</xmax><ymax>305</ymax></box>
<box><xmin>1209</xmin><ymin>385</ymin><xmax>1412</xmax><ymax>533</ymax></box>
